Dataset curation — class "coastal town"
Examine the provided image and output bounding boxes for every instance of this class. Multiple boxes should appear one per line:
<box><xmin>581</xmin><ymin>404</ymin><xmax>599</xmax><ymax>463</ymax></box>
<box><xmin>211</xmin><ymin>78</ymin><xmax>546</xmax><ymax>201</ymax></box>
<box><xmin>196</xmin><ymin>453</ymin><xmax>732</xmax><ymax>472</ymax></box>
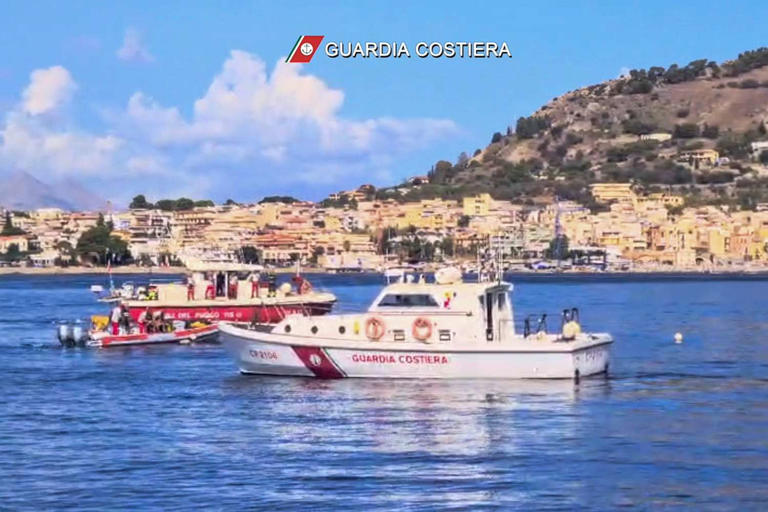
<box><xmin>4</xmin><ymin>48</ymin><xmax>768</xmax><ymax>274</ymax></box>
<box><xmin>3</xmin><ymin>171</ymin><xmax>768</xmax><ymax>273</ymax></box>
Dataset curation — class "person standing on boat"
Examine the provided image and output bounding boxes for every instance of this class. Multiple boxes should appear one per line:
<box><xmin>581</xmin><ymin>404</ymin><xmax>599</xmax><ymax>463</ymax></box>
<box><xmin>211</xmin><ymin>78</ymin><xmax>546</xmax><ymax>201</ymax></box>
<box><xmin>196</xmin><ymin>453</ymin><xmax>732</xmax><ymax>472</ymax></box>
<box><xmin>229</xmin><ymin>274</ymin><xmax>238</xmax><ymax>299</ymax></box>
<box><xmin>186</xmin><ymin>274</ymin><xmax>194</xmax><ymax>301</ymax></box>
<box><xmin>250</xmin><ymin>272</ymin><xmax>260</xmax><ymax>298</ymax></box>
<box><xmin>216</xmin><ymin>272</ymin><xmax>225</xmax><ymax>297</ymax></box>
<box><xmin>120</xmin><ymin>305</ymin><xmax>132</xmax><ymax>334</ymax></box>
<box><xmin>152</xmin><ymin>310</ymin><xmax>163</xmax><ymax>333</ymax></box>
<box><xmin>110</xmin><ymin>304</ymin><xmax>121</xmax><ymax>335</ymax></box>
<box><xmin>138</xmin><ymin>308</ymin><xmax>149</xmax><ymax>334</ymax></box>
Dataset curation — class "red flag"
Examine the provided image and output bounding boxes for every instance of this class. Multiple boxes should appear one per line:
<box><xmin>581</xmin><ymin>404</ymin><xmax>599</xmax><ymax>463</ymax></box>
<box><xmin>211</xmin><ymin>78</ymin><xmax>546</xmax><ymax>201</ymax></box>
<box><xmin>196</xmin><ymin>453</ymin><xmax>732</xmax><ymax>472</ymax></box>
<box><xmin>286</xmin><ymin>35</ymin><xmax>324</xmax><ymax>63</ymax></box>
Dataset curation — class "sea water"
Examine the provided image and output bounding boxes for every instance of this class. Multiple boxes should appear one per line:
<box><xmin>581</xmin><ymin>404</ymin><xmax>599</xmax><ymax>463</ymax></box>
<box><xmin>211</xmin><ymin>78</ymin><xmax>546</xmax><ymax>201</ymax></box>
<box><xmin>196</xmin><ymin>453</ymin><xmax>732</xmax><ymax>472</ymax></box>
<box><xmin>0</xmin><ymin>273</ymin><xmax>766</xmax><ymax>510</ymax></box>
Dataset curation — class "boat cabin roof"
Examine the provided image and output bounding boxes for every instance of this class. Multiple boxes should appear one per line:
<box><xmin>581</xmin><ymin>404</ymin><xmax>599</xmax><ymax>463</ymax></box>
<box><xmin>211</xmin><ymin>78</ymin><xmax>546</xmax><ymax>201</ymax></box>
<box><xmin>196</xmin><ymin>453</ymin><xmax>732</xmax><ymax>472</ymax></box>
<box><xmin>368</xmin><ymin>281</ymin><xmax>512</xmax><ymax>313</ymax></box>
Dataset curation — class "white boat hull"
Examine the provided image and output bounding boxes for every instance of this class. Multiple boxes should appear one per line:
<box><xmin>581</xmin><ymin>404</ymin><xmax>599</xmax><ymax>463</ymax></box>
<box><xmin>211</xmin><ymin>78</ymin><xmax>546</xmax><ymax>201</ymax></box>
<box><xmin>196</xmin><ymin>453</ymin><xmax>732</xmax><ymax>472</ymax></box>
<box><xmin>220</xmin><ymin>326</ymin><xmax>612</xmax><ymax>380</ymax></box>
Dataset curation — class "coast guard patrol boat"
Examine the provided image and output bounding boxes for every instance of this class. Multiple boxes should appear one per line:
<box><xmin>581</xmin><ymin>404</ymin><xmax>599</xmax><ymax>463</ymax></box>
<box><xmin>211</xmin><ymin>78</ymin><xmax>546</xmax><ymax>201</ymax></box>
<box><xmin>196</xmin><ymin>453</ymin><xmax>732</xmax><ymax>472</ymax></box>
<box><xmin>219</xmin><ymin>267</ymin><xmax>613</xmax><ymax>380</ymax></box>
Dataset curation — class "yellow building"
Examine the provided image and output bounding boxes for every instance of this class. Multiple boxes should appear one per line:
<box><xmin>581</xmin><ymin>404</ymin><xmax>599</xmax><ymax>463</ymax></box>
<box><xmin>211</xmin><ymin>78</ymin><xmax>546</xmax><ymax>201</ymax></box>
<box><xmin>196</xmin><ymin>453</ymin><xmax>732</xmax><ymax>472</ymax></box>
<box><xmin>463</xmin><ymin>194</ymin><xmax>492</xmax><ymax>216</ymax></box>
<box><xmin>644</xmin><ymin>193</ymin><xmax>684</xmax><ymax>207</ymax></box>
<box><xmin>706</xmin><ymin>228</ymin><xmax>728</xmax><ymax>259</ymax></box>
<box><xmin>254</xmin><ymin>203</ymin><xmax>281</xmax><ymax>227</ymax></box>
<box><xmin>323</xmin><ymin>215</ymin><xmax>342</xmax><ymax>231</ymax></box>
<box><xmin>590</xmin><ymin>183</ymin><xmax>635</xmax><ymax>204</ymax></box>
<box><xmin>31</xmin><ymin>208</ymin><xmax>64</xmax><ymax>220</ymax></box>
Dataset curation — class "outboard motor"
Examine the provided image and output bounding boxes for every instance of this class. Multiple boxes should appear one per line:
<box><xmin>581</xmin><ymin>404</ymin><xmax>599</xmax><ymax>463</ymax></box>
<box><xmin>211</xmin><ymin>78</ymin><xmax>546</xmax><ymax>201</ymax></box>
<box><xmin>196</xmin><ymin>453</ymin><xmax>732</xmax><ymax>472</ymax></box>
<box><xmin>57</xmin><ymin>323</ymin><xmax>74</xmax><ymax>346</ymax></box>
<box><xmin>72</xmin><ymin>322</ymin><xmax>87</xmax><ymax>345</ymax></box>
<box><xmin>57</xmin><ymin>321</ymin><xmax>89</xmax><ymax>346</ymax></box>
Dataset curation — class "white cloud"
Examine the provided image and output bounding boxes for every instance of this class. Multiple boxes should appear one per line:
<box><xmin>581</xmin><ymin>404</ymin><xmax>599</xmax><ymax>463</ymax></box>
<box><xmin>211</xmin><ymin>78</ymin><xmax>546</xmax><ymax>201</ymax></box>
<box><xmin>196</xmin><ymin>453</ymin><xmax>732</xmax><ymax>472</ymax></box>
<box><xmin>1</xmin><ymin>111</ymin><xmax>122</xmax><ymax>178</ymax></box>
<box><xmin>0</xmin><ymin>52</ymin><xmax>458</xmax><ymax>201</ymax></box>
<box><xmin>116</xmin><ymin>28</ymin><xmax>154</xmax><ymax>63</ymax></box>
<box><xmin>123</xmin><ymin>51</ymin><xmax>457</xmax><ymax>166</ymax></box>
<box><xmin>22</xmin><ymin>66</ymin><xmax>76</xmax><ymax>115</ymax></box>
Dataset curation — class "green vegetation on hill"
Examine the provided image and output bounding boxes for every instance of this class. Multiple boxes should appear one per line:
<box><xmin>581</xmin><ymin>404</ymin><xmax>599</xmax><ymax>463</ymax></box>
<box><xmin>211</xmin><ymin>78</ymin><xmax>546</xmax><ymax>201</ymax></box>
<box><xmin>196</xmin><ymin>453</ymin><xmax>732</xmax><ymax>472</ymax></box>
<box><xmin>1</xmin><ymin>212</ymin><xmax>25</xmax><ymax>236</ymax></box>
<box><xmin>129</xmin><ymin>195</ymin><xmax>214</xmax><ymax>210</ymax></box>
<box><xmin>259</xmin><ymin>196</ymin><xmax>300</xmax><ymax>204</ymax></box>
<box><xmin>515</xmin><ymin>115</ymin><xmax>551</xmax><ymax>139</ymax></box>
<box><xmin>599</xmin><ymin>48</ymin><xmax>768</xmax><ymax>97</ymax></box>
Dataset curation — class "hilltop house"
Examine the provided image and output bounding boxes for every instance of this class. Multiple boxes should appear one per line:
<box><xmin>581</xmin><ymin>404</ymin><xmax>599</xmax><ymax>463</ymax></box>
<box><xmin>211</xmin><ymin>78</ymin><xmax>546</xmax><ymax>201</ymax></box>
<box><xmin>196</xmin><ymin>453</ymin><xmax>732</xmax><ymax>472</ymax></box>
<box><xmin>676</xmin><ymin>149</ymin><xmax>719</xmax><ymax>166</ymax></box>
<box><xmin>751</xmin><ymin>141</ymin><xmax>768</xmax><ymax>160</ymax></box>
<box><xmin>640</xmin><ymin>132</ymin><xmax>672</xmax><ymax>142</ymax></box>
<box><xmin>406</xmin><ymin>175</ymin><xmax>430</xmax><ymax>186</ymax></box>
<box><xmin>590</xmin><ymin>183</ymin><xmax>635</xmax><ymax>204</ymax></box>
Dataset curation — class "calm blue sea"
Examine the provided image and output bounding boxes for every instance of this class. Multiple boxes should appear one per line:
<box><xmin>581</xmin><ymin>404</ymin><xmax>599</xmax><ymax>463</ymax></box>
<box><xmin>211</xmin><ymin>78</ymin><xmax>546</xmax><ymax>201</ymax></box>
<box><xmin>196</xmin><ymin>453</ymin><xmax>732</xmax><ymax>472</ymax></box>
<box><xmin>0</xmin><ymin>273</ymin><xmax>767</xmax><ymax>511</ymax></box>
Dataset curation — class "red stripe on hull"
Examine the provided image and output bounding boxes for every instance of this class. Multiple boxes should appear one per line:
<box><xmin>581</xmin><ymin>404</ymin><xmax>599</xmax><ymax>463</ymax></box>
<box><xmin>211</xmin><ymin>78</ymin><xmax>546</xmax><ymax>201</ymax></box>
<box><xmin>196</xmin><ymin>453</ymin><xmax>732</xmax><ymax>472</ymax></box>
<box><xmin>126</xmin><ymin>303</ymin><xmax>333</xmax><ymax>323</ymax></box>
<box><xmin>291</xmin><ymin>346</ymin><xmax>345</xmax><ymax>379</ymax></box>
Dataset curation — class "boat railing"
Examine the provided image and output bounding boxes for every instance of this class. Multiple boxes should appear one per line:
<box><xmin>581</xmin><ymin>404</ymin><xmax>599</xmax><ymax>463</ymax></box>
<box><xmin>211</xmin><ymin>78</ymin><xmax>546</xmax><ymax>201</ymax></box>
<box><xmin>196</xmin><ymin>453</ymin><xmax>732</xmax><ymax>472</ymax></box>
<box><xmin>519</xmin><ymin>308</ymin><xmax>583</xmax><ymax>339</ymax></box>
<box><xmin>522</xmin><ymin>313</ymin><xmax>549</xmax><ymax>337</ymax></box>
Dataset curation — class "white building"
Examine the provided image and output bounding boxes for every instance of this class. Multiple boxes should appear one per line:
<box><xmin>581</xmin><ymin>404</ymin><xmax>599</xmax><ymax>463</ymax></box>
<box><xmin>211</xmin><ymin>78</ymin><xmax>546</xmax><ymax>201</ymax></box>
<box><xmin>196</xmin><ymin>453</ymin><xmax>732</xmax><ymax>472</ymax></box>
<box><xmin>751</xmin><ymin>141</ymin><xmax>768</xmax><ymax>160</ymax></box>
<box><xmin>640</xmin><ymin>132</ymin><xmax>672</xmax><ymax>143</ymax></box>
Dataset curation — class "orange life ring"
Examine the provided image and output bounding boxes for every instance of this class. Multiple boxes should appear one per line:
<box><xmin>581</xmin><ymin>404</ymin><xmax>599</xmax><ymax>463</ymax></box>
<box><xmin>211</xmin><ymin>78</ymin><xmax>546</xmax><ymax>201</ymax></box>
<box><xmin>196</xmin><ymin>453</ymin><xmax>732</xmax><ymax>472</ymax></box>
<box><xmin>365</xmin><ymin>317</ymin><xmax>386</xmax><ymax>341</ymax></box>
<box><xmin>412</xmin><ymin>317</ymin><xmax>432</xmax><ymax>342</ymax></box>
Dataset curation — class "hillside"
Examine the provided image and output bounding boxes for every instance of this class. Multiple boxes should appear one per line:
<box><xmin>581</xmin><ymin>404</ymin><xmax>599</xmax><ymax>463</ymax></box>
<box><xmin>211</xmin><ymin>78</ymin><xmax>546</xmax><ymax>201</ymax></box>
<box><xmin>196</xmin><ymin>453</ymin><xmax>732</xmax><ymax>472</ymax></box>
<box><xmin>377</xmin><ymin>47</ymin><xmax>768</xmax><ymax>210</ymax></box>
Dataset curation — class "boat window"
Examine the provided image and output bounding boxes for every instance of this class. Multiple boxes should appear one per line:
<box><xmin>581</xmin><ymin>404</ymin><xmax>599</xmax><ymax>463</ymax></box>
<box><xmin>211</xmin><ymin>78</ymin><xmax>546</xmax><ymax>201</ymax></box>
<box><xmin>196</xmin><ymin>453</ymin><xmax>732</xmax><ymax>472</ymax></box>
<box><xmin>498</xmin><ymin>293</ymin><xmax>506</xmax><ymax>311</ymax></box>
<box><xmin>377</xmin><ymin>294</ymin><xmax>439</xmax><ymax>307</ymax></box>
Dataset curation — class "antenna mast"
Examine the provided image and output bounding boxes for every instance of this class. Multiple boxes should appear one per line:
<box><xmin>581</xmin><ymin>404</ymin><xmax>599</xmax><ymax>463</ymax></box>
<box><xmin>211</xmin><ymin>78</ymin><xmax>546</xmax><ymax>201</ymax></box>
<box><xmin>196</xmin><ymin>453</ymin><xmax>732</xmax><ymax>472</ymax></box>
<box><xmin>555</xmin><ymin>196</ymin><xmax>562</xmax><ymax>270</ymax></box>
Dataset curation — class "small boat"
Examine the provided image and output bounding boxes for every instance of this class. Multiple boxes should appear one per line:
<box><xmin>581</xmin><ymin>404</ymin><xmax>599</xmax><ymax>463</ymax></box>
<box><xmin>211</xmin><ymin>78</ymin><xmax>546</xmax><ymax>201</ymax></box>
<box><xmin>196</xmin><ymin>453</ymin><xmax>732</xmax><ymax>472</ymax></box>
<box><xmin>57</xmin><ymin>316</ymin><xmax>218</xmax><ymax>348</ymax></box>
<box><xmin>219</xmin><ymin>267</ymin><xmax>613</xmax><ymax>380</ymax></box>
<box><xmin>86</xmin><ymin>323</ymin><xmax>219</xmax><ymax>348</ymax></box>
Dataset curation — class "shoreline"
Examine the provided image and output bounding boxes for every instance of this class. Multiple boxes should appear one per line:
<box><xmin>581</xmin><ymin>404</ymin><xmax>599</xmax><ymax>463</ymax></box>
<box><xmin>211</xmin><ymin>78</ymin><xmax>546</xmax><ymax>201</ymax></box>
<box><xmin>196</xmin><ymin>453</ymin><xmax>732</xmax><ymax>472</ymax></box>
<box><xmin>0</xmin><ymin>265</ymin><xmax>185</xmax><ymax>276</ymax></box>
<box><xmin>3</xmin><ymin>264</ymin><xmax>768</xmax><ymax>277</ymax></box>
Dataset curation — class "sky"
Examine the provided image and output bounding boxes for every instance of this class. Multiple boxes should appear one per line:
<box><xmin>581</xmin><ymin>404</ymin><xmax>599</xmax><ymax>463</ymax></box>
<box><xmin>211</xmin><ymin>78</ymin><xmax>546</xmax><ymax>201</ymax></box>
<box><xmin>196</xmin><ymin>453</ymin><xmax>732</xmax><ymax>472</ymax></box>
<box><xmin>0</xmin><ymin>1</ymin><xmax>767</xmax><ymax>204</ymax></box>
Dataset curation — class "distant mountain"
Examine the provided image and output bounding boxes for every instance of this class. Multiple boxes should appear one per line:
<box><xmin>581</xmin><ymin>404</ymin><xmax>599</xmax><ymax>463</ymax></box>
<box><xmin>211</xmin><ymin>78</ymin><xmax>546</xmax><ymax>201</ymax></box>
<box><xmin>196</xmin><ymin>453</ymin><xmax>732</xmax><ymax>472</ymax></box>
<box><xmin>0</xmin><ymin>171</ymin><xmax>108</xmax><ymax>211</ymax></box>
<box><xmin>54</xmin><ymin>177</ymin><xmax>111</xmax><ymax>211</ymax></box>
